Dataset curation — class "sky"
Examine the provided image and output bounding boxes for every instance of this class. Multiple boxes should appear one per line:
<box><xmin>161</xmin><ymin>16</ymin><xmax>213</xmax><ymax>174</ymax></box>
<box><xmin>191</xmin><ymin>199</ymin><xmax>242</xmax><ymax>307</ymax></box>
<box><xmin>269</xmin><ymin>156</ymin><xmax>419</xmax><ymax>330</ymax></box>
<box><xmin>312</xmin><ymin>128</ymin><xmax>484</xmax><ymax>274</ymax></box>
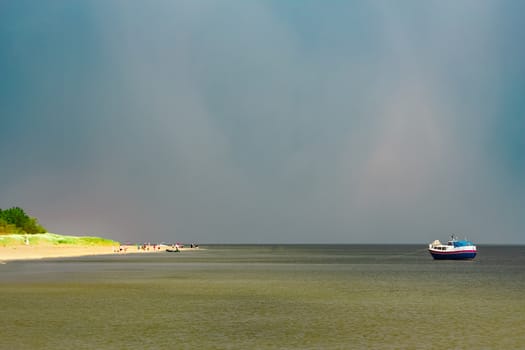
<box><xmin>1</xmin><ymin>0</ymin><xmax>524</xmax><ymax>244</ymax></box>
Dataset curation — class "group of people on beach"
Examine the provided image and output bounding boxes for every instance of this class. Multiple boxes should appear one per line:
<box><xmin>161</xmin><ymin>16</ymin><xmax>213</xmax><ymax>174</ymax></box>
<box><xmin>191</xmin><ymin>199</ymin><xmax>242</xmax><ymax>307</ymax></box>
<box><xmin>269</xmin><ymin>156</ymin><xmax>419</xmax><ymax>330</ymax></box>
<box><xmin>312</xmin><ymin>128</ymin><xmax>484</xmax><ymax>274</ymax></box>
<box><xmin>137</xmin><ymin>243</ymin><xmax>163</xmax><ymax>251</ymax></box>
<box><xmin>113</xmin><ymin>242</ymin><xmax>199</xmax><ymax>253</ymax></box>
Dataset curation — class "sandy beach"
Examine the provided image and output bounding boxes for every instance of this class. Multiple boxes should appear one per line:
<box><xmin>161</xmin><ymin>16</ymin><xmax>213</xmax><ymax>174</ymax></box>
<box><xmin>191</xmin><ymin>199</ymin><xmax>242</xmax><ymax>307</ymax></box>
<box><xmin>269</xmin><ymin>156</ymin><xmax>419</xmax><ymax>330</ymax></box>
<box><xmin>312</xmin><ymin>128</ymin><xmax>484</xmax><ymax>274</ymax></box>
<box><xmin>0</xmin><ymin>244</ymin><xmax>193</xmax><ymax>263</ymax></box>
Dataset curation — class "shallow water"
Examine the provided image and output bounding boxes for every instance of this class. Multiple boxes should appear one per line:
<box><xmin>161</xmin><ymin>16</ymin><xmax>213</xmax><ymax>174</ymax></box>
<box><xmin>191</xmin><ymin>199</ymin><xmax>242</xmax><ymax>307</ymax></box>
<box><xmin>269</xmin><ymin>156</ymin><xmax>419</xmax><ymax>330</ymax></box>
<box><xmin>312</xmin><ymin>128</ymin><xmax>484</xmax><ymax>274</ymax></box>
<box><xmin>1</xmin><ymin>245</ymin><xmax>524</xmax><ymax>349</ymax></box>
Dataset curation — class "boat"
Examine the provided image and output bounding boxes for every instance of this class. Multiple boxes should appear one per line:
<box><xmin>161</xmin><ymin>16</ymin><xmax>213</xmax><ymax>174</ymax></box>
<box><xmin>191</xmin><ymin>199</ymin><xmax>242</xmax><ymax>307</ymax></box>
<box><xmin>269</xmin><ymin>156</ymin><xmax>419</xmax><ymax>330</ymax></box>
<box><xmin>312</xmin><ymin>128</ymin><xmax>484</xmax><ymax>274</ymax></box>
<box><xmin>428</xmin><ymin>235</ymin><xmax>476</xmax><ymax>260</ymax></box>
<box><xmin>166</xmin><ymin>247</ymin><xmax>180</xmax><ymax>253</ymax></box>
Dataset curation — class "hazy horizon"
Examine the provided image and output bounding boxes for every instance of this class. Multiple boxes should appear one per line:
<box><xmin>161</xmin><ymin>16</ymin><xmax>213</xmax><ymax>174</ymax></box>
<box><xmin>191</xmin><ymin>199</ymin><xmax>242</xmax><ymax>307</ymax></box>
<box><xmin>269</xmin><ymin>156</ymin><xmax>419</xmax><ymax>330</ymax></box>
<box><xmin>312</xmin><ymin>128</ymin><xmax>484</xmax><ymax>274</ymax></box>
<box><xmin>1</xmin><ymin>1</ymin><xmax>524</xmax><ymax>244</ymax></box>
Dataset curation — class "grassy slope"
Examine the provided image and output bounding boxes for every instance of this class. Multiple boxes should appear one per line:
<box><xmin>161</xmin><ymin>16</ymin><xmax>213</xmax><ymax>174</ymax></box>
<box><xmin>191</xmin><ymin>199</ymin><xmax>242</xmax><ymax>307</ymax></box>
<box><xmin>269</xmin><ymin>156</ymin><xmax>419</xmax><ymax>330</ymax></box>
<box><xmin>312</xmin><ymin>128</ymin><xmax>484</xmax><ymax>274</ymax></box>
<box><xmin>0</xmin><ymin>233</ymin><xmax>119</xmax><ymax>247</ymax></box>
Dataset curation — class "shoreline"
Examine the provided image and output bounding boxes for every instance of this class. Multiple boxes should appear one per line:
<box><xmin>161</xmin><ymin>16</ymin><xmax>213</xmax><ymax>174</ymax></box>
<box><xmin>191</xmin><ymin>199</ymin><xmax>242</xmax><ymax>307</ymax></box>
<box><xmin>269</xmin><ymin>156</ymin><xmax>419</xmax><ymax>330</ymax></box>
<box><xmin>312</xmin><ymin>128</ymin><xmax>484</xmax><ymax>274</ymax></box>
<box><xmin>0</xmin><ymin>244</ymin><xmax>199</xmax><ymax>263</ymax></box>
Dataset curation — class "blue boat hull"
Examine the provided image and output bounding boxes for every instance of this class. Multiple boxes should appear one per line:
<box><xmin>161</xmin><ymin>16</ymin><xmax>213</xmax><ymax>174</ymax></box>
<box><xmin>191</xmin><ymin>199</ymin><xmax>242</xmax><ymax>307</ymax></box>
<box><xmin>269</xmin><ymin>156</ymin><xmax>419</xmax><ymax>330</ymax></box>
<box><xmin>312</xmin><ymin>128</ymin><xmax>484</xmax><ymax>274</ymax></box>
<box><xmin>429</xmin><ymin>251</ymin><xmax>476</xmax><ymax>260</ymax></box>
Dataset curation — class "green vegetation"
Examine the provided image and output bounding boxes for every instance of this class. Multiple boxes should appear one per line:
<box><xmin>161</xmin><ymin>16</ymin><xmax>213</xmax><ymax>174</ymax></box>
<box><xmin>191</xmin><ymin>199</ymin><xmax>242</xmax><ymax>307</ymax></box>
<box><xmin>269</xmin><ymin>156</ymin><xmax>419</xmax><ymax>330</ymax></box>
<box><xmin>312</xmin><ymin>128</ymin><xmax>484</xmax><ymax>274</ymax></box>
<box><xmin>0</xmin><ymin>233</ymin><xmax>119</xmax><ymax>247</ymax></box>
<box><xmin>0</xmin><ymin>207</ymin><xmax>118</xmax><ymax>246</ymax></box>
<box><xmin>0</xmin><ymin>206</ymin><xmax>46</xmax><ymax>234</ymax></box>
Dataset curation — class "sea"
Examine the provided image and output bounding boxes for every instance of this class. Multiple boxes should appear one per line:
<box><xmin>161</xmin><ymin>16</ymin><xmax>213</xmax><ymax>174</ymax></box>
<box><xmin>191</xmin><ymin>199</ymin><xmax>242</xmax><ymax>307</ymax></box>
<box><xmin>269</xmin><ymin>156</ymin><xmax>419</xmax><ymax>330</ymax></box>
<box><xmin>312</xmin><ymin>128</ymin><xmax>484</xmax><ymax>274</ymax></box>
<box><xmin>1</xmin><ymin>244</ymin><xmax>524</xmax><ymax>349</ymax></box>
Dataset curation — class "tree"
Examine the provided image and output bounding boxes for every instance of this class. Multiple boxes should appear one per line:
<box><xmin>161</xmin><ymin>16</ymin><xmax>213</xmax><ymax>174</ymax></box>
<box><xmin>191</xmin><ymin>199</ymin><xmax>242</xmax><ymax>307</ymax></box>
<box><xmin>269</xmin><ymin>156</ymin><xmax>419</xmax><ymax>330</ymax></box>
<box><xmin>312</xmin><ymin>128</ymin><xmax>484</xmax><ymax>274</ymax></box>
<box><xmin>0</xmin><ymin>207</ymin><xmax>47</xmax><ymax>234</ymax></box>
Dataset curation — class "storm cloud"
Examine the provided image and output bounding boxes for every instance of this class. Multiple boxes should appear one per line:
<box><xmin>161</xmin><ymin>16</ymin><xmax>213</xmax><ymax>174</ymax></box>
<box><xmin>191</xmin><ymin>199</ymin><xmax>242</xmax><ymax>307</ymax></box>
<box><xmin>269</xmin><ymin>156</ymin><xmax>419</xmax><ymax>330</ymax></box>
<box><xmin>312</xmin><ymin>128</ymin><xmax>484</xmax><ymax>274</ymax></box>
<box><xmin>1</xmin><ymin>1</ymin><xmax>524</xmax><ymax>243</ymax></box>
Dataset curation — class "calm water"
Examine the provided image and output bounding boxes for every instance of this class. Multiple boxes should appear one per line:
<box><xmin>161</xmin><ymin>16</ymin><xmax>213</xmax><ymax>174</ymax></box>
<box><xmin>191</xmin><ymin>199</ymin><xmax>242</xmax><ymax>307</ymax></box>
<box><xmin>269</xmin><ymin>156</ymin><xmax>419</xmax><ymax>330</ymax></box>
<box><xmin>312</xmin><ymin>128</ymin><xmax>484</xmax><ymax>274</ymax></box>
<box><xmin>1</xmin><ymin>245</ymin><xmax>524</xmax><ymax>349</ymax></box>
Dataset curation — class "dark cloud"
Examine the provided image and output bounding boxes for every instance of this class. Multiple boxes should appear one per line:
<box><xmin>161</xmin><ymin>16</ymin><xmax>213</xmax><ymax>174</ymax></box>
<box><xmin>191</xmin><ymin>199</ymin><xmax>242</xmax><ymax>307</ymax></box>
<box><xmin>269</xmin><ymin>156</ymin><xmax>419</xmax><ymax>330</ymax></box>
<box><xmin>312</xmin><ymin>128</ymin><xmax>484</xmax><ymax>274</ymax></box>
<box><xmin>1</xmin><ymin>1</ymin><xmax>523</xmax><ymax>243</ymax></box>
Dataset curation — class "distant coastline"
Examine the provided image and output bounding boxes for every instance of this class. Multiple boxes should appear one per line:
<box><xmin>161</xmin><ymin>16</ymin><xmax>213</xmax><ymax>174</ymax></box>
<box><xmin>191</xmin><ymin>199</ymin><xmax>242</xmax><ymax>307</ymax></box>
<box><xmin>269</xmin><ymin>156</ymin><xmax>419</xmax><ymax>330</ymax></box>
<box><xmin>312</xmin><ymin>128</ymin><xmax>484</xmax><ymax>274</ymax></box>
<box><xmin>0</xmin><ymin>233</ymin><xmax>200</xmax><ymax>263</ymax></box>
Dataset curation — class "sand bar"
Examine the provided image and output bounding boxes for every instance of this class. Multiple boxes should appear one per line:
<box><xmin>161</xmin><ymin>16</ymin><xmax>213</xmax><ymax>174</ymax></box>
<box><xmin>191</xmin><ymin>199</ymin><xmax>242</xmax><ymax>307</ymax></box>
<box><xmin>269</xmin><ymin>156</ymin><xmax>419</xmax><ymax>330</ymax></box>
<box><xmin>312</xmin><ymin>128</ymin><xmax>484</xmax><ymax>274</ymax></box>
<box><xmin>0</xmin><ymin>244</ymin><xmax>193</xmax><ymax>263</ymax></box>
